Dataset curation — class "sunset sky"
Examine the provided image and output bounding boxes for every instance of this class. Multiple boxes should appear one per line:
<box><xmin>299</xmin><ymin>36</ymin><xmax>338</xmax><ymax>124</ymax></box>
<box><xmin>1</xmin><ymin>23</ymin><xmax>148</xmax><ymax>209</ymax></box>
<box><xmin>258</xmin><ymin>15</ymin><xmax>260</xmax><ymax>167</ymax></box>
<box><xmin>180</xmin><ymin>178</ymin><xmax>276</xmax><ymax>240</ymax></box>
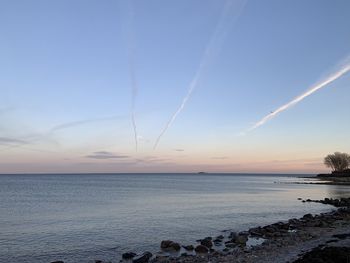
<box><xmin>1</xmin><ymin>0</ymin><xmax>350</xmax><ymax>173</ymax></box>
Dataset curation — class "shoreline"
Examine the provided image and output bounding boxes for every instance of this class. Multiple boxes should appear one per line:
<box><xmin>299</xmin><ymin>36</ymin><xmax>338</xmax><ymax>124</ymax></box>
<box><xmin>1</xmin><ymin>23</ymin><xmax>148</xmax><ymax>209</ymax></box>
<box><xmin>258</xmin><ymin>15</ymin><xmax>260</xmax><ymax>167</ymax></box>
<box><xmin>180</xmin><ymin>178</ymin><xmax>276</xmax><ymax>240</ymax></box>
<box><xmin>113</xmin><ymin>198</ymin><xmax>350</xmax><ymax>263</ymax></box>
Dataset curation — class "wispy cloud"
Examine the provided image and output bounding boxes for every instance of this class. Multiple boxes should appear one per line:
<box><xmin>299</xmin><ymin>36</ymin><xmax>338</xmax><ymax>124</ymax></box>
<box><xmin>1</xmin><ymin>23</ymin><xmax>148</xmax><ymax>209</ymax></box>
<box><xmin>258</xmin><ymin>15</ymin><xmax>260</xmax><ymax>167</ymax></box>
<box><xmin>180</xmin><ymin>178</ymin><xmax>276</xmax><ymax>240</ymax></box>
<box><xmin>174</xmin><ymin>149</ymin><xmax>185</xmax><ymax>152</ymax></box>
<box><xmin>0</xmin><ymin>115</ymin><xmax>124</xmax><ymax>153</ymax></box>
<box><xmin>211</xmin><ymin>156</ymin><xmax>228</xmax><ymax>160</ymax></box>
<box><xmin>85</xmin><ymin>151</ymin><xmax>129</xmax><ymax>160</ymax></box>
<box><xmin>48</xmin><ymin>115</ymin><xmax>122</xmax><ymax>134</ymax></box>
<box><xmin>244</xmin><ymin>56</ymin><xmax>350</xmax><ymax>133</ymax></box>
<box><xmin>0</xmin><ymin>137</ymin><xmax>29</xmax><ymax>145</ymax></box>
<box><xmin>153</xmin><ymin>0</ymin><xmax>246</xmax><ymax>149</ymax></box>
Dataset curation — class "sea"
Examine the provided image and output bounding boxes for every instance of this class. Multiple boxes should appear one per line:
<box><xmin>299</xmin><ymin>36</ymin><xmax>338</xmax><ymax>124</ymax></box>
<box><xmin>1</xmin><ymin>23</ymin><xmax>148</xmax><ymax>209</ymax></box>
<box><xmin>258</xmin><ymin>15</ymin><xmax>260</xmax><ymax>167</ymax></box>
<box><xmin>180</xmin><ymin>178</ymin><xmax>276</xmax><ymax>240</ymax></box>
<box><xmin>1</xmin><ymin>173</ymin><xmax>349</xmax><ymax>263</ymax></box>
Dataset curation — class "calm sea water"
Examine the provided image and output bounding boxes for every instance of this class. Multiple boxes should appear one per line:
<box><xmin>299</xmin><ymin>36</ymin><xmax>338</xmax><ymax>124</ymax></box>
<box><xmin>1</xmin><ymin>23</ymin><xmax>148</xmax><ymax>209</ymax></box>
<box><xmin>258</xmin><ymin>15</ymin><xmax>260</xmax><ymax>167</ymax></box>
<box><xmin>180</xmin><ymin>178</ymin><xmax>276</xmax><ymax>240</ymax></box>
<box><xmin>1</xmin><ymin>173</ymin><xmax>349</xmax><ymax>263</ymax></box>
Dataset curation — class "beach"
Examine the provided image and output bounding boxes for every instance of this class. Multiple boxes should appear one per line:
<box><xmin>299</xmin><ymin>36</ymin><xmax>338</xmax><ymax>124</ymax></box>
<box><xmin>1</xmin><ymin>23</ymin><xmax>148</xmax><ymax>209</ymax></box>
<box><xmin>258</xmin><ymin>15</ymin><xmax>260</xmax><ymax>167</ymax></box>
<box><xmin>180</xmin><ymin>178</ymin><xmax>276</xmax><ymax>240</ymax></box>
<box><xmin>147</xmin><ymin>198</ymin><xmax>350</xmax><ymax>263</ymax></box>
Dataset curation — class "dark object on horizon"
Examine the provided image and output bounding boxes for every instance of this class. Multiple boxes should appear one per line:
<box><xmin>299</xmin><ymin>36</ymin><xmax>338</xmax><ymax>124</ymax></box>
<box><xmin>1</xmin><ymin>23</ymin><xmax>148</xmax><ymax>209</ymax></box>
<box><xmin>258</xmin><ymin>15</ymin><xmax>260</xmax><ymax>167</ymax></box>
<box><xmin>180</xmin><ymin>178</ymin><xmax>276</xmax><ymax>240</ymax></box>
<box><xmin>198</xmin><ymin>172</ymin><xmax>207</xmax><ymax>174</ymax></box>
<box><xmin>317</xmin><ymin>169</ymin><xmax>350</xmax><ymax>177</ymax></box>
<box><xmin>324</xmin><ymin>152</ymin><xmax>350</xmax><ymax>173</ymax></box>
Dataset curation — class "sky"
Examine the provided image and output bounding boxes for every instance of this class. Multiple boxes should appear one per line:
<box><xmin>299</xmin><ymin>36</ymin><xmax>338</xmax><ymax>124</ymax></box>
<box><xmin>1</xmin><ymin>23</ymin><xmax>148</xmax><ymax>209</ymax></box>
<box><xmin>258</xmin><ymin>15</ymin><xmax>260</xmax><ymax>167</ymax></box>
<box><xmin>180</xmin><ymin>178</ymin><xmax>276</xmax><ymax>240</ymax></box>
<box><xmin>0</xmin><ymin>0</ymin><xmax>350</xmax><ymax>174</ymax></box>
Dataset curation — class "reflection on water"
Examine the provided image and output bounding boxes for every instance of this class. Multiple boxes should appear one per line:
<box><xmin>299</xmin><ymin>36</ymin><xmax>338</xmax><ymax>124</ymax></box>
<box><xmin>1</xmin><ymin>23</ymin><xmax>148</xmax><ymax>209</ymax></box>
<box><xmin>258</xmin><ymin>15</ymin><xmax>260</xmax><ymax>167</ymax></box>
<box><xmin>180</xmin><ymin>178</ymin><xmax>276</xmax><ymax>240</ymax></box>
<box><xmin>326</xmin><ymin>185</ymin><xmax>350</xmax><ymax>199</ymax></box>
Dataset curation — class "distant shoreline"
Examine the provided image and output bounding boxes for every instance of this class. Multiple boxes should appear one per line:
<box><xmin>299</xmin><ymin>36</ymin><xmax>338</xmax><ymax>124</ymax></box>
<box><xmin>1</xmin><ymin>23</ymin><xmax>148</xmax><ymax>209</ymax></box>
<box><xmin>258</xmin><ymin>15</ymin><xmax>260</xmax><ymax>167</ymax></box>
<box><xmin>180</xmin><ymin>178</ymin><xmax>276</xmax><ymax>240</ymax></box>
<box><xmin>0</xmin><ymin>172</ymin><xmax>314</xmax><ymax>176</ymax></box>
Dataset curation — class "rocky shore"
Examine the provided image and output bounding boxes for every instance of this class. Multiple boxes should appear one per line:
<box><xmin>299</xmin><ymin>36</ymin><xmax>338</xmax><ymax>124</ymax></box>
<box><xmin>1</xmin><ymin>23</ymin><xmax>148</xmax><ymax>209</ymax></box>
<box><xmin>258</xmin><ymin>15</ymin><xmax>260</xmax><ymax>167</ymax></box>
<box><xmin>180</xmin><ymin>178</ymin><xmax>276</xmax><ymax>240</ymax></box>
<box><xmin>50</xmin><ymin>197</ymin><xmax>350</xmax><ymax>263</ymax></box>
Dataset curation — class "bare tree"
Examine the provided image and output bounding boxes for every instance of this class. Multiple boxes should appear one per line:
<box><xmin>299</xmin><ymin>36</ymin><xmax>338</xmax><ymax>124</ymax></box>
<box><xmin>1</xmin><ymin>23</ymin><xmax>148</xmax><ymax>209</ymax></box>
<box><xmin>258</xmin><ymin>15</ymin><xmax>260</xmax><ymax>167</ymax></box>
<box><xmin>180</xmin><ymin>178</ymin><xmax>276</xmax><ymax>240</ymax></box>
<box><xmin>324</xmin><ymin>152</ymin><xmax>350</xmax><ymax>172</ymax></box>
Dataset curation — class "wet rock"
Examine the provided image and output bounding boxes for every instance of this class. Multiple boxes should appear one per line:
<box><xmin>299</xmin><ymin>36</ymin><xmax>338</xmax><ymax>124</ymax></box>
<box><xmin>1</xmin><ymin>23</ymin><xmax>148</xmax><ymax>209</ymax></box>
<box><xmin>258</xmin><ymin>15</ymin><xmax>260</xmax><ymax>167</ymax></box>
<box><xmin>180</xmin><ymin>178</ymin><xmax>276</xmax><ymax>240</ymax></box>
<box><xmin>225</xmin><ymin>242</ymin><xmax>236</xmax><ymax>248</ymax></box>
<box><xmin>194</xmin><ymin>245</ymin><xmax>208</xmax><ymax>254</ymax></box>
<box><xmin>122</xmin><ymin>252</ymin><xmax>137</xmax><ymax>260</ymax></box>
<box><xmin>293</xmin><ymin>246</ymin><xmax>350</xmax><ymax>263</ymax></box>
<box><xmin>133</xmin><ymin>252</ymin><xmax>152</xmax><ymax>263</ymax></box>
<box><xmin>302</xmin><ymin>213</ymin><xmax>313</xmax><ymax>220</ymax></box>
<box><xmin>200</xmin><ymin>238</ymin><xmax>213</xmax><ymax>248</ymax></box>
<box><xmin>216</xmin><ymin>235</ymin><xmax>224</xmax><ymax>240</ymax></box>
<box><xmin>95</xmin><ymin>261</ymin><xmax>102</xmax><ymax>263</ymax></box>
<box><xmin>160</xmin><ymin>240</ymin><xmax>181</xmax><ymax>251</ymax></box>
<box><xmin>182</xmin><ymin>245</ymin><xmax>194</xmax><ymax>251</ymax></box>
<box><xmin>228</xmin><ymin>232</ymin><xmax>237</xmax><ymax>239</ymax></box>
<box><xmin>50</xmin><ymin>261</ymin><xmax>64</xmax><ymax>263</ymax></box>
<box><xmin>234</xmin><ymin>234</ymin><xmax>248</xmax><ymax>244</ymax></box>
<box><xmin>333</xmin><ymin>233</ymin><xmax>350</xmax><ymax>239</ymax></box>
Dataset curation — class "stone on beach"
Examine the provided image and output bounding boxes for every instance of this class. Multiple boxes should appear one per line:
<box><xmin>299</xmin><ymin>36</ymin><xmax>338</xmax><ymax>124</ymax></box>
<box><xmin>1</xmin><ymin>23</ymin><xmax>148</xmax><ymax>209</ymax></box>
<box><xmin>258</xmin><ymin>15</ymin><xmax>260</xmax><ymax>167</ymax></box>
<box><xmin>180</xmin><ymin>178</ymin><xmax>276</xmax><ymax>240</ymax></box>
<box><xmin>200</xmin><ymin>237</ymin><xmax>213</xmax><ymax>248</ymax></box>
<box><xmin>160</xmin><ymin>240</ymin><xmax>181</xmax><ymax>251</ymax></box>
<box><xmin>122</xmin><ymin>252</ymin><xmax>137</xmax><ymax>260</ymax></box>
<box><xmin>132</xmin><ymin>252</ymin><xmax>152</xmax><ymax>263</ymax></box>
<box><xmin>182</xmin><ymin>245</ymin><xmax>194</xmax><ymax>251</ymax></box>
<box><xmin>194</xmin><ymin>245</ymin><xmax>208</xmax><ymax>254</ymax></box>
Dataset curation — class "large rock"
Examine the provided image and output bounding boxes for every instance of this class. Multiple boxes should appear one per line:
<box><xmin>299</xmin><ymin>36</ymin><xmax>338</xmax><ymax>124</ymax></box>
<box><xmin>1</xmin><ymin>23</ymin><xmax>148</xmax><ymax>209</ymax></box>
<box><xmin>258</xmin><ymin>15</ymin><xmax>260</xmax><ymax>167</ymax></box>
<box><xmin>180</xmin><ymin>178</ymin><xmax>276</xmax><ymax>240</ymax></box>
<box><xmin>133</xmin><ymin>252</ymin><xmax>152</xmax><ymax>263</ymax></box>
<box><xmin>194</xmin><ymin>245</ymin><xmax>208</xmax><ymax>254</ymax></box>
<box><xmin>200</xmin><ymin>238</ymin><xmax>213</xmax><ymax>248</ymax></box>
<box><xmin>122</xmin><ymin>252</ymin><xmax>137</xmax><ymax>260</ymax></box>
<box><xmin>182</xmin><ymin>245</ymin><xmax>194</xmax><ymax>251</ymax></box>
<box><xmin>160</xmin><ymin>240</ymin><xmax>181</xmax><ymax>251</ymax></box>
<box><xmin>234</xmin><ymin>234</ymin><xmax>248</xmax><ymax>244</ymax></box>
<box><xmin>228</xmin><ymin>232</ymin><xmax>237</xmax><ymax>239</ymax></box>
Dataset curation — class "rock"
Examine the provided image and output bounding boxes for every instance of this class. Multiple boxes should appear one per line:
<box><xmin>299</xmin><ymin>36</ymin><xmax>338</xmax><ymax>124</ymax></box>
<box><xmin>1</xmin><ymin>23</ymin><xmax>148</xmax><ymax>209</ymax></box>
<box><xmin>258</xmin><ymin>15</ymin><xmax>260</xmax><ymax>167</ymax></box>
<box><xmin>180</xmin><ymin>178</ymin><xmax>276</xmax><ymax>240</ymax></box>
<box><xmin>133</xmin><ymin>252</ymin><xmax>152</xmax><ymax>263</ymax></box>
<box><xmin>225</xmin><ymin>242</ymin><xmax>236</xmax><ymax>248</ymax></box>
<box><xmin>122</xmin><ymin>252</ymin><xmax>137</xmax><ymax>260</ymax></box>
<box><xmin>216</xmin><ymin>235</ymin><xmax>224</xmax><ymax>240</ymax></box>
<box><xmin>50</xmin><ymin>261</ymin><xmax>64</xmax><ymax>263</ymax></box>
<box><xmin>235</xmin><ymin>234</ymin><xmax>248</xmax><ymax>244</ymax></box>
<box><xmin>200</xmin><ymin>238</ymin><xmax>213</xmax><ymax>248</ymax></box>
<box><xmin>303</xmin><ymin>213</ymin><xmax>313</xmax><ymax>220</ymax></box>
<box><xmin>95</xmin><ymin>261</ymin><xmax>102</xmax><ymax>263</ymax></box>
<box><xmin>194</xmin><ymin>245</ymin><xmax>208</xmax><ymax>254</ymax></box>
<box><xmin>293</xmin><ymin>246</ymin><xmax>350</xmax><ymax>263</ymax></box>
<box><xmin>160</xmin><ymin>240</ymin><xmax>181</xmax><ymax>251</ymax></box>
<box><xmin>160</xmin><ymin>240</ymin><xmax>173</xmax><ymax>249</ymax></box>
<box><xmin>228</xmin><ymin>232</ymin><xmax>237</xmax><ymax>239</ymax></box>
<box><xmin>182</xmin><ymin>245</ymin><xmax>194</xmax><ymax>251</ymax></box>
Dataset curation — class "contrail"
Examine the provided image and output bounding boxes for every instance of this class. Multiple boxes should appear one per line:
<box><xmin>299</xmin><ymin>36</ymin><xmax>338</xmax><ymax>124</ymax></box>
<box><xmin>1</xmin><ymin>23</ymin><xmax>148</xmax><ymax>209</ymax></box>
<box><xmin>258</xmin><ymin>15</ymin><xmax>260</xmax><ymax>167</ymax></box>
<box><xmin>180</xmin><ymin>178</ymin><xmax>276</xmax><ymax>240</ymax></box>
<box><xmin>245</xmin><ymin>57</ymin><xmax>350</xmax><ymax>133</ymax></box>
<box><xmin>0</xmin><ymin>115</ymin><xmax>123</xmax><ymax>152</ymax></box>
<box><xmin>48</xmin><ymin>115</ymin><xmax>122</xmax><ymax>134</ymax></box>
<box><xmin>126</xmin><ymin>0</ymin><xmax>139</xmax><ymax>151</ymax></box>
<box><xmin>153</xmin><ymin>0</ymin><xmax>246</xmax><ymax>149</ymax></box>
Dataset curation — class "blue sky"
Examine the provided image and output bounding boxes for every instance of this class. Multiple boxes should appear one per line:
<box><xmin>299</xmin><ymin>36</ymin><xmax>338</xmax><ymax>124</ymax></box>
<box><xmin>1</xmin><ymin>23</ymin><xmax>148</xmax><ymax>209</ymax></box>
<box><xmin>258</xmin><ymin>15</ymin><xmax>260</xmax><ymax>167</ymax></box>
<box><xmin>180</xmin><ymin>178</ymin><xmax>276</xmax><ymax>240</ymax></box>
<box><xmin>1</xmin><ymin>0</ymin><xmax>350</xmax><ymax>173</ymax></box>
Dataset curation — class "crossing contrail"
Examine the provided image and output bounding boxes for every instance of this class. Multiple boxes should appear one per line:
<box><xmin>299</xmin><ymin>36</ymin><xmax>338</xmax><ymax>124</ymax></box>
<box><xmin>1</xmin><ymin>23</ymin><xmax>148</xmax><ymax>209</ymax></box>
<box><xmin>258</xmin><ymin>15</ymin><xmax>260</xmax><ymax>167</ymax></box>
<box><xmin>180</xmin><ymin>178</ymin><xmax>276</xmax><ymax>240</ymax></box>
<box><xmin>245</xmin><ymin>57</ymin><xmax>350</xmax><ymax>133</ymax></box>
<box><xmin>153</xmin><ymin>0</ymin><xmax>246</xmax><ymax>149</ymax></box>
<box><xmin>126</xmin><ymin>0</ymin><xmax>139</xmax><ymax>151</ymax></box>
